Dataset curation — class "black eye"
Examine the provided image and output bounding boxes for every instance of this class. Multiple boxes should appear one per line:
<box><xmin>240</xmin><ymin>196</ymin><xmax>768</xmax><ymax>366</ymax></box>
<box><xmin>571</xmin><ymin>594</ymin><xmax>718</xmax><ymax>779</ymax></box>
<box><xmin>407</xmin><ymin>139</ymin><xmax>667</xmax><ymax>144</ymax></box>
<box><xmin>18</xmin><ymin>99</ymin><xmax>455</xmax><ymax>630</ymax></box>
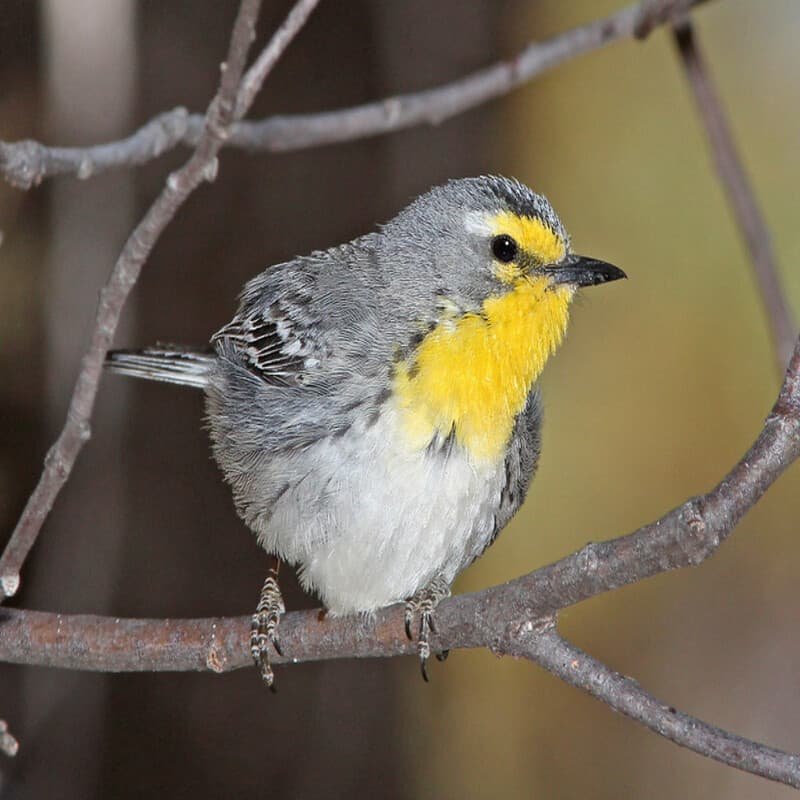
<box><xmin>491</xmin><ymin>234</ymin><xmax>518</xmax><ymax>263</ymax></box>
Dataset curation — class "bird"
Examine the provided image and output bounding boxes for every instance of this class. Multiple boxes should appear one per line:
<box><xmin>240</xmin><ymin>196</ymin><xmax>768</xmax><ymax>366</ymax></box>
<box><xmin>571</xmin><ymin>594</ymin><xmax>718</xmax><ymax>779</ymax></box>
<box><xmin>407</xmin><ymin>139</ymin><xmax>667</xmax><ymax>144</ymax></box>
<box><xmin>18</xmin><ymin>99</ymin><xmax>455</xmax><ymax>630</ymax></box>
<box><xmin>106</xmin><ymin>175</ymin><xmax>625</xmax><ymax>686</ymax></box>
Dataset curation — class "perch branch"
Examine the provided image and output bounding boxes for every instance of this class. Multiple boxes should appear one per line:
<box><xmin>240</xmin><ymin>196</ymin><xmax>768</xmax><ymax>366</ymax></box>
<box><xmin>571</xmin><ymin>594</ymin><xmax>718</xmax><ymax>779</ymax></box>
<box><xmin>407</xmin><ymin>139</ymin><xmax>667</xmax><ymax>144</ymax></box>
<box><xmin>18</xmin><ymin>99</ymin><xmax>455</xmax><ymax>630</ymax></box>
<box><xmin>671</xmin><ymin>19</ymin><xmax>796</xmax><ymax>371</ymax></box>
<box><xmin>1</xmin><ymin>335</ymin><xmax>798</xmax><ymax>784</ymax></box>
<box><xmin>0</xmin><ymin>0</ymin><xmax>321</xmax><ymax>600</ymax></box>
<box><xmin>512</xmin><ymin>627</ymin><xmax>800</xmax><ymax>788</ymax></box>
<box><xmin>2</xmin><ymin>336</ymin><xmax>797</xmax><ymax>670</ymax></box>
<box><xmin>0</xmin><ymin>0</ymin><xmax>711</xmax><ymax>189</ymax></box>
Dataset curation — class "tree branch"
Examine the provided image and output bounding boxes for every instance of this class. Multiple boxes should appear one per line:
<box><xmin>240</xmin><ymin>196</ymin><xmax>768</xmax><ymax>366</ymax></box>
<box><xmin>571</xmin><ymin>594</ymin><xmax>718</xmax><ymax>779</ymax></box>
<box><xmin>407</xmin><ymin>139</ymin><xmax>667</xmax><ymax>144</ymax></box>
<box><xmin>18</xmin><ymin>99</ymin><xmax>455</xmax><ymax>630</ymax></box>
<box><xmin>511</xmin><ymin>627</ymin><xmax>800</xmax><ymax>788</ymax></box>
<box><xmin>0</xmin><ymin>0</ymin><xmax>321</xmax><ymax>601</ymax></box>
<box><xmin>0</xmin><ymin>109</ymin><xmax>192</xmax><ymax>189</ymax></box>
<box><xmin>0</xmin><ymin>0</ymin><xmax>711</xmax><ymax>189</ymax></box>
<box><xmin>671</xmin><ymin>19</ymin><xmax>796</xmax><ymax>371</ymax></box>
<box><xmin>2</xmin><ymin>338</ymin><xmax>797</xmax><ymax>669</ymax></box>
<box><xmin>2</xmin><ymin>335</ymin><xmax>798</xmax><ymax>780</ymax></box>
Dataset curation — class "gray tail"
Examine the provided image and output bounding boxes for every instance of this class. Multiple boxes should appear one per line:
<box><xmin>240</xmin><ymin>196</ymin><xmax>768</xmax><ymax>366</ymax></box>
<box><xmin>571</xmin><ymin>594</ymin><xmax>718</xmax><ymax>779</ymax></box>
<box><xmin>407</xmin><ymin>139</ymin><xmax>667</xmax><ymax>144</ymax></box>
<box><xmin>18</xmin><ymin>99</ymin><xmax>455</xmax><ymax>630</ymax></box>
<box><xmin>105</xmin><ymin>346</ymin><xmax>214</xmax><ymax>389</ymax></box>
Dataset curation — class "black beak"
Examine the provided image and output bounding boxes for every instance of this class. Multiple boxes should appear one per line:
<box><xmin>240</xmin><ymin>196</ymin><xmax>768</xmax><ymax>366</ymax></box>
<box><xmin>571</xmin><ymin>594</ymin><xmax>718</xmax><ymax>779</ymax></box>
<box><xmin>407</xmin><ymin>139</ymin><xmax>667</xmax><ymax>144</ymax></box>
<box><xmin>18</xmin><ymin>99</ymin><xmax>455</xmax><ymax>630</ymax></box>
<box><xmin>546</xmin><ymin>254</ymin><xmax>626</xmax><ymax>287</ymax></box>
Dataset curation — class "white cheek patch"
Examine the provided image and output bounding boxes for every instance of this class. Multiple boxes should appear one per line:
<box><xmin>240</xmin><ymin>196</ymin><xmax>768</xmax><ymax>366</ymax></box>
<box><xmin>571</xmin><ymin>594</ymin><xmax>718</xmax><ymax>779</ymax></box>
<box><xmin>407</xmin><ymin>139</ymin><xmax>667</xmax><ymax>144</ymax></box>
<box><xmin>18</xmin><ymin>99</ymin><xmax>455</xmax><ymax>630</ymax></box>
<box><xmin>463</xmin><ymin>211</ymin><xmax>493</xmax><ymax>237</ymax></box>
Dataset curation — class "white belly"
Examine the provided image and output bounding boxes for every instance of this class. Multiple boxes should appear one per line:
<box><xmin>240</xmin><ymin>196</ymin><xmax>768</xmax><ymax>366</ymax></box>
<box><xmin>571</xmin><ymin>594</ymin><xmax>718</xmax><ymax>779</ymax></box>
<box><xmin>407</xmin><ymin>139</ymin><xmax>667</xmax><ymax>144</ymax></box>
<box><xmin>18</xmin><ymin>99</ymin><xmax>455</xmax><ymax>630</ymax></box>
<box><xmin>258</xmin><ymin>401</ymin><xmax>506</xmax><ymax>613</ymax></box>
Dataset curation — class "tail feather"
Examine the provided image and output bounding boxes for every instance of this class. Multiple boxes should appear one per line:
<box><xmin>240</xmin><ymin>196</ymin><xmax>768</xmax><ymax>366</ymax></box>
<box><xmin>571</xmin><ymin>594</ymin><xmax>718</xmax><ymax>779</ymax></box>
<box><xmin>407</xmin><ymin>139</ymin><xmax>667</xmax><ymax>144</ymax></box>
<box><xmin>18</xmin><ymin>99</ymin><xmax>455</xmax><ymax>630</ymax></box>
<box><xmin>105</xmin><ymin>346</ymin><xmax>214</xmax><ymax>389</ymax></box>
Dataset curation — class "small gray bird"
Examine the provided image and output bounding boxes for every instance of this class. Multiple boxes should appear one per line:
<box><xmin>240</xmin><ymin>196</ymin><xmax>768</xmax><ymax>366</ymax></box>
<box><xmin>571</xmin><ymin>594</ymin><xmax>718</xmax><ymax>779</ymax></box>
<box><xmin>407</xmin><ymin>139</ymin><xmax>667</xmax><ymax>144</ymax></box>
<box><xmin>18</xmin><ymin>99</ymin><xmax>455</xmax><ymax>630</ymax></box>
<box><xmin>107</xmin><ymin>175</ymin><xmax>624</xmax><ymax>685</ymax></box>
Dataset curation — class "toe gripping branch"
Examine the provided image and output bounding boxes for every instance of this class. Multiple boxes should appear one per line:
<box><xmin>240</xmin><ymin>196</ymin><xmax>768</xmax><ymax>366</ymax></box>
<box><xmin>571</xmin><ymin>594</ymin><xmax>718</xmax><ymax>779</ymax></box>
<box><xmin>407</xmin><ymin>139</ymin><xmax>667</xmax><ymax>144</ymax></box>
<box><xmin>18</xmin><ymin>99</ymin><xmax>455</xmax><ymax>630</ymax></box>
<box><xmin>250</xmin><ymin>564</ymin><xmax>285</xmax><ymax>690</ymax></box>
<box><xmin>404</xmin><ymin>575</ymin><xmax>451</xmax><ymax>682</ymax></box>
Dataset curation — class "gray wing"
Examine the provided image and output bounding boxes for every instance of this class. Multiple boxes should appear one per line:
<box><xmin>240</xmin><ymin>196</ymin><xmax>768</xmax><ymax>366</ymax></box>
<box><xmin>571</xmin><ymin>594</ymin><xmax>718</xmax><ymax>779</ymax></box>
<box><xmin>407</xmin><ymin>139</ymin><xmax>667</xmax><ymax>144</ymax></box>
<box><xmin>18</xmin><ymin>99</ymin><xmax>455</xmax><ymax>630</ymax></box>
<box><xmin>206</xmin><ymin>242</ymin><xmax>381</xmax><ymax>532</ymax></box>
<box><xmin>205</xmin><ymin>238</ymin><xmax>400</xmax><ymax>517</ymax></box>
<box><xmin>211</xmin><ymin>233</ymin><xmax>400</xmax><ymax>396</ymax></box>
<box><xmin>211</xmin><ymin>270</ymin><xmax>328</xmax><ymax>390</ymax></box>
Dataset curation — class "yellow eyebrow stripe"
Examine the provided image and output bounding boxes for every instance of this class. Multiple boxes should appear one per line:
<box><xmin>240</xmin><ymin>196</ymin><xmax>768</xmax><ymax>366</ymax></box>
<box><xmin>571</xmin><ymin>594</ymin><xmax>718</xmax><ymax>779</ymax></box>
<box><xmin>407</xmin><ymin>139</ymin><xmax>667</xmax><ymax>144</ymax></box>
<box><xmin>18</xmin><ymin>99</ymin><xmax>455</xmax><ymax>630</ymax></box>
<box><xmin>487</xmin><ymin>211</ymin><xmax>567</xmax><ymax>265</ymax></box>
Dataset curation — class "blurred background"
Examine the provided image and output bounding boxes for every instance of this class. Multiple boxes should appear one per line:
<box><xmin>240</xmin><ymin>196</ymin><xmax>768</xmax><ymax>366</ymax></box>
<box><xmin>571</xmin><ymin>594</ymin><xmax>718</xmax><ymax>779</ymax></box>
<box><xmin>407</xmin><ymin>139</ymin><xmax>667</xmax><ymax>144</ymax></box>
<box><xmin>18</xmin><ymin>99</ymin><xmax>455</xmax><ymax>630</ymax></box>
<box><xmin>1</xmin><ymin>0</ymin><xmax>799</xmax><ymax>797</ymax></box>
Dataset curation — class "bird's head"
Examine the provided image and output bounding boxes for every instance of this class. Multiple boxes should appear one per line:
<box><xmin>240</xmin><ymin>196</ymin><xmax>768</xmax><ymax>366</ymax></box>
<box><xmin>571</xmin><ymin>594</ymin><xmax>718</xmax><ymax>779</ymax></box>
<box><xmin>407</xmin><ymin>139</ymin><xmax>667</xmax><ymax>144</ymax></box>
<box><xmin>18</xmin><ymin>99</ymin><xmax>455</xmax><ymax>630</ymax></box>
<box><xmin>384</xmin><ymin>174</ymin><xmax>624</xmax><ymax>307</ymax></box>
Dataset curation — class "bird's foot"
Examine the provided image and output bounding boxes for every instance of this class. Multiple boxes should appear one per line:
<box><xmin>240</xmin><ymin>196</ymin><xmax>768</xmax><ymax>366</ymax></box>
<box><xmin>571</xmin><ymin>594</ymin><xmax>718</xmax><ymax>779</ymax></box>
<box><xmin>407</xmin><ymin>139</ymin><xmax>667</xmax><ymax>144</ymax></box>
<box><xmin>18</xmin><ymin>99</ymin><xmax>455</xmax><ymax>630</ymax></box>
<box><xmin>250</xmin><ymin>565</ymin><xmax>285</xmax><ymax>690</ymax></box>
<box><xmin>404</xmin><ymin>575</ymin><xmax>451</xmax><ymax>682</ymax></box>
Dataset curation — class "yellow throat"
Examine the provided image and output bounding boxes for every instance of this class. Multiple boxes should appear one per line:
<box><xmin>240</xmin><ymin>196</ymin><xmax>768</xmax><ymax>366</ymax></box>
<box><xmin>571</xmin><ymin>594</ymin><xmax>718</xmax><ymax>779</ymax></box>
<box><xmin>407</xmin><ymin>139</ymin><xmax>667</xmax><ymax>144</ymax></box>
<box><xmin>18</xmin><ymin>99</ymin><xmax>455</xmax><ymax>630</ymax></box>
<box><xmin>393</xmin><ymin>276</ymin><xmax>574</xmax><ymax>462</ymax></box>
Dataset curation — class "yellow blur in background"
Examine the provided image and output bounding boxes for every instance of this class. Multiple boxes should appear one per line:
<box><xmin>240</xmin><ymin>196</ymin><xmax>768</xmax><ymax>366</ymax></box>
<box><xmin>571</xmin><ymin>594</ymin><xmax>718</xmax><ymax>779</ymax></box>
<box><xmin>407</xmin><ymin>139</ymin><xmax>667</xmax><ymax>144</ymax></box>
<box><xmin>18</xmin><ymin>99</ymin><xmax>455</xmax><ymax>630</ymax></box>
<box><xmin>406</xmin><ymin>2</ymin><xmax>800</xmax><ymax>797</ymax></box>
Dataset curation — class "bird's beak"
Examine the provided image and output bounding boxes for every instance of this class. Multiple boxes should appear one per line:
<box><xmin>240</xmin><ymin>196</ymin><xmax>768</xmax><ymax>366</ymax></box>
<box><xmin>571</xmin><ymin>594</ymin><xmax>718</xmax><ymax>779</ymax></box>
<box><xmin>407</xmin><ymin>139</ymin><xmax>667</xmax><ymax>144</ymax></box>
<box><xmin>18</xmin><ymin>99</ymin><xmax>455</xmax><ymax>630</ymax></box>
<box><xmin>545</xmin><ymin>254</ymin><xmax>626</xmax><ymax>287</ymax></box>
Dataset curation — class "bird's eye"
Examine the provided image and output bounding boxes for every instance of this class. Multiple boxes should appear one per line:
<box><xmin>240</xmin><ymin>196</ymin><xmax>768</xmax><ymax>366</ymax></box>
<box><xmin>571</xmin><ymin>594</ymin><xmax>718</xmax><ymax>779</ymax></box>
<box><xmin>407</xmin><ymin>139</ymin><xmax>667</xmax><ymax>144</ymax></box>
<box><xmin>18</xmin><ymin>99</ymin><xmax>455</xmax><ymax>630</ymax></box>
<box><xmin>491</xmin><ymin>234</ymin><xmax>518</xmax><ymax>263</ymax></box>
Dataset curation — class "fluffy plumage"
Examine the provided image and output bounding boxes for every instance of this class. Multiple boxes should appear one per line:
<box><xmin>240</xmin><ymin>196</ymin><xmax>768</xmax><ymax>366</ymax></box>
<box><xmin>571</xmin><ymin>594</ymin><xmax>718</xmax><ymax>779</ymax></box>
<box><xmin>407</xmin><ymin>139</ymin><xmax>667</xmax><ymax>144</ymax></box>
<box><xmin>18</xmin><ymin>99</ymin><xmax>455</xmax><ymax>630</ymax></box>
<box><xmin>106</xmin><ymin>176</ymin><xmax>619</xmax><ymax>619</ymax></box>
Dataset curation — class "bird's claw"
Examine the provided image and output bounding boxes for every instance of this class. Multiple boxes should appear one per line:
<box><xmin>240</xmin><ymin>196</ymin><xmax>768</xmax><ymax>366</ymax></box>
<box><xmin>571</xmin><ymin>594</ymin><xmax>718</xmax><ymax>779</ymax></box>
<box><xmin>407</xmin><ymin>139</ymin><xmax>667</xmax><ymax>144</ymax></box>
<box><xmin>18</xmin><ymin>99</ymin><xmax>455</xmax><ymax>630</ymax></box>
<box><xmin>404</xmin><ymin>576</ymin><xmax>451</xmax><ymax>682</ymax></box>
<box><xmin>250</xmin><ymin>570</ymin><xmax>285</xmax><ymax>690</ymax></box>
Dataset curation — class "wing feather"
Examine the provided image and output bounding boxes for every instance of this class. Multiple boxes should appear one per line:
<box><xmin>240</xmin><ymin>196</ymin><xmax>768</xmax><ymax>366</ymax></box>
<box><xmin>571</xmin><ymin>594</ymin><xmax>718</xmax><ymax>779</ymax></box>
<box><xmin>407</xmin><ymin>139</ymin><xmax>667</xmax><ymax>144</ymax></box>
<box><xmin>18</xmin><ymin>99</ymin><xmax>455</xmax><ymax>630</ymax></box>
<box><xmin>212</xmin><ymin>282</ymin><xmax>326</xmax><ymax>387</ymax></box>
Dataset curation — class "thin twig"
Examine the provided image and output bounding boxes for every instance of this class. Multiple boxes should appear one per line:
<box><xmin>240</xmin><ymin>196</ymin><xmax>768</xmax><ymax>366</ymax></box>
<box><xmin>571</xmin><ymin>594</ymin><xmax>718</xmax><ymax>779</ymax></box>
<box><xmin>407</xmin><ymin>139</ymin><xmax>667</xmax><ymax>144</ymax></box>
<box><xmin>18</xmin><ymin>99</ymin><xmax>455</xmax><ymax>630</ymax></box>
<box><xmin>0</xmin><ymin>0</ymin><xmax>321</xmax><ymax>600</ymax></box>
<box><xmin>511</xmin><ymin>627</ymin><xmax>800</xmax><ymax>788</ymax></box>
<box><xmin>233</xmin><ymin>0</ymin><xmax>320</xmax><ymax>118</ymax></box>
<box><xmin>633</xmin><ymin>0</ymin><xmax>696</xmax><ymax>38</ymax></box>
<box><xmin>672</xmin><ymin>19</ymin><xmax>796</xmax><ymax>371</ymax></box>
<box><xmin>2</xmin><ymin>336</ymin><xmax>798</xmax><ymax>782</ymax></box>
<box><xmin>0</xmin><ymin>0</ymin><xmax>711</xmax><ymax>189</ymax></box>
<box><xmin>0</xmin><ymin>109</ymin><xmax>191</xmax><ymax>189</ymax></box>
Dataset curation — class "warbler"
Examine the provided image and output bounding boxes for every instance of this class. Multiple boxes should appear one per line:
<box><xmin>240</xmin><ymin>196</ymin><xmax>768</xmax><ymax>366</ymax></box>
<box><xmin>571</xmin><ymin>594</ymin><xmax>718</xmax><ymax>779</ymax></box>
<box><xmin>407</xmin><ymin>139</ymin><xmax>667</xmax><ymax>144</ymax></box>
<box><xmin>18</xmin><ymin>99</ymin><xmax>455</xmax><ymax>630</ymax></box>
<box><xmin>107</xmin><ymin>175</ymin><xmax>624</xmax><ymax>685</ymax></box>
